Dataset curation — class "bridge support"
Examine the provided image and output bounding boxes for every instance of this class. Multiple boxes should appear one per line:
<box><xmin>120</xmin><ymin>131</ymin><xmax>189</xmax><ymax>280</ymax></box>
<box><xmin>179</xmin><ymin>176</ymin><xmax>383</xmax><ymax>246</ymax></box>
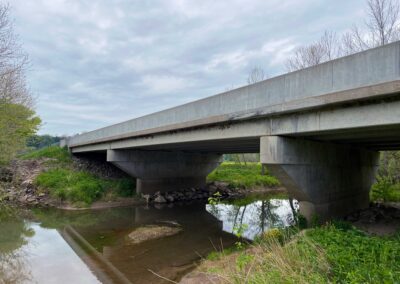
<box><xmin>107</xmin><ymin>150</ymin><xmax>222</xmax><ymax>194</ymax></box>
<box><xmin>260</xmin><ymin>136</ymin><xmax>379</xmax><ymax>222</ymax></box>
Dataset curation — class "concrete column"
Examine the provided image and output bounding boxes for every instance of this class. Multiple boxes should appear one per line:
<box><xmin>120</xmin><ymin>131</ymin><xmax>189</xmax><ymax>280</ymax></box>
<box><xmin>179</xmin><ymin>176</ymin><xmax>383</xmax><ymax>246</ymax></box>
<box><xmin>260</xmin><ymin>136</ymin><xmax>379</xmax><ymax>221</ymax></box>
<box><xmin>107</xmin><ymin>150</ymin><xmax>222</xmax><ymax>194</ymax></box>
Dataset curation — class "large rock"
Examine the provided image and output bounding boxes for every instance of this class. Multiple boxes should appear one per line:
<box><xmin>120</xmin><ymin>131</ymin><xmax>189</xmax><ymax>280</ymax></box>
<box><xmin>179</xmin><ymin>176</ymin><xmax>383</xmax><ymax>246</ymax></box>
<box><xmin>154</xmin><ymin>195</ymin><xmax>167</xmax><ymax>203</ymax></box>
<box><xmin>127</xmin><ymin>224</ymin><xmax>182</xmax><ymax>244</ymax></box>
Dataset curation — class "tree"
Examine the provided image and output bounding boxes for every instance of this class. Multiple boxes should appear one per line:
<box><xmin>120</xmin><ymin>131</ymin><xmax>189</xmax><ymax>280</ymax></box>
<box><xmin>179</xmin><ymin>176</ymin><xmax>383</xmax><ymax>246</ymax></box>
<box><xmin>286</xmin><ymin>31</ymin><xmax>341</xmax><ymax>72</ymax></box>
<box><xmin>0</xmin><ymin>3</ymin><xmax>39</xmax><ymax>164</ymax></box>
<box><xmin>247</xmin><ymin>66</ymin><xmax>266</xmax><ymax>85</ymax></box>
<box><xmin>343</xmin><ymin>0</ymin><xmax>400</xmax><ymax>53</ymax></box>
<box><xmin>0</xmin><ymin>102</ymin><xmax>40</xmax><ymax>164</ymax></box>
<box><xmin>0</xmin><ymin>4</ymin><xmax>31</xmax><ymax>108</ymax></box>
<box><xmin>26</xmin><ymin>135</ymin><xmax>61</xmax><ymax>150</ymax></box>
<box><xmin>287</xmin><ymin>0</ymin><xmax>400</xmax><ymax>71</ymax></box>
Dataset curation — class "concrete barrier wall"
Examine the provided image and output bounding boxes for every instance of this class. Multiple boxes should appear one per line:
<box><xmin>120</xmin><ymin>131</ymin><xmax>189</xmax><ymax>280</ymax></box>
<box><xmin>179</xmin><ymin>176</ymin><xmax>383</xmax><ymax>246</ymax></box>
<box><xmin>69</xmin><ymin>42</ymin><xmax>400</xmax><ymax>147</ymax></box>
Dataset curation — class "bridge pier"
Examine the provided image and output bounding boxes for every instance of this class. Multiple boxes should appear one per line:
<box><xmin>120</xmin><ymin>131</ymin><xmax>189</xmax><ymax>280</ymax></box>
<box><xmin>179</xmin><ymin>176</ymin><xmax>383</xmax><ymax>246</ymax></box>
<box><xmin>260</xmin><ymin>136</ymin><xmax>379</xmax><ymax>222</ymax></box>
<box><xmin>107</xmin><ymin>150</ymin><xmax>222</xmax><ymax>194</ymax></box>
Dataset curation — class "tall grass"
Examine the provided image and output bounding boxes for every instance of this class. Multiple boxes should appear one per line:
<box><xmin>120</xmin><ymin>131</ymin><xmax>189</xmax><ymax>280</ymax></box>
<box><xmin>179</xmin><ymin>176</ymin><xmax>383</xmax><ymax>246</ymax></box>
<box><xmin>201</xmin><ymin>231</ymin><xmax>330</xmax><ymax>284</ymax></box>
<box><xmin>200</xmin><ymin>223</ymin><xmax>400</xmax><ymax>283</ymax></box>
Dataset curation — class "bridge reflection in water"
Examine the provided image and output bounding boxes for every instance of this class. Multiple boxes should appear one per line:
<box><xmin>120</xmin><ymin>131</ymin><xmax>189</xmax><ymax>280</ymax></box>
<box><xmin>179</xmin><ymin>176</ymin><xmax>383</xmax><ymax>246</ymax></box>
<box><xmin>0</xmin><ymin>197</ymin><xmax>296</xmax><ymax>284</ymax></box>
<box><xmin>57</xmin><ymin>202</ymin><xmax>239</xmax><ymax>284</ymax></box>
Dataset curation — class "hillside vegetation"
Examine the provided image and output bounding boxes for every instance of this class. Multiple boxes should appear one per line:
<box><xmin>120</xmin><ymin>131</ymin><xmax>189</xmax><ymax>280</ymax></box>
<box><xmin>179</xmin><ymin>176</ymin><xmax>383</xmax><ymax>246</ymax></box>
<box><xmin>21</xmin><ymin>146</ymin><xmax>135</xmax><ymax>206</ymax></box>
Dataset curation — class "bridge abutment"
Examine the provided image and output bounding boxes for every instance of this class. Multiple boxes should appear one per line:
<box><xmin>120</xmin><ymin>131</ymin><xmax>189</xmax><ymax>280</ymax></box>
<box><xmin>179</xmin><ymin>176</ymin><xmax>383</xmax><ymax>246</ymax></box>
<box><xmin>260</xmin><ymin>136</ymin><xmax>379</xmax><ymax>222</ymax></box>
<box><xmin>107</xmin><ymin>150</ymin><xmax>222</xmax><ymax>194</ymax></box>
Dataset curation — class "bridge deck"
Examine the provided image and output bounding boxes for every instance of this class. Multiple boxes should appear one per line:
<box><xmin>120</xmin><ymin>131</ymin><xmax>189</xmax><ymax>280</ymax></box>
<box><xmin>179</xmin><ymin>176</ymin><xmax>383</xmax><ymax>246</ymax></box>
<box><xmin>69</xmin><ymin>42</ymin><xmax>400</xmax><ymax>151</ymax></box>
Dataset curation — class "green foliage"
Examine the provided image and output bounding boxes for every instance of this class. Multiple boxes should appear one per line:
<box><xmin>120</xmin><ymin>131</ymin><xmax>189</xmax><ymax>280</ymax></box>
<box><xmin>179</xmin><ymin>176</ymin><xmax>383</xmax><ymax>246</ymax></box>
<box><xmin>371</xmin><ymin>176</ymin><xmax>400</xmax><ymax>202</ymax></box>
<box><xmin>20</xmin><ymin>145</ymin><xmax>71</xmax><ymax>163</ymax></box>
<box><xmin>35</xmin><ymin>168</ymin><xmax>135</xmax><ymax>205</ymax></box>
<box><xmin>371</xmin><ymin>151</ymin><xmax>400</xmax><ymax>202</ymax></box>
<box><xmin>26</xmin><ymin>134</ymin><xmax>61</xmax><ymax>150</ymax></box>
<box><xmin>0</xmin><ymin>203</ymin><xmax>35</xmax><ymax>254</ymax></box>
<box><xmin>23</xmin><ymin>146</ymin><xmax>135</xmax><ymax>204</ymax></box>
<box><xmin>207</xmin><ymin>191</ymin><xmax>222</xmax><ymax>205</ymax></box>
<box><xmin>378</xmin><ymin>151</ymin><xmax>400</xmax><ymax>183</ymax></box>
<box><xmin>207</xmin><ymin>162</ymin><xmax>279</xmax><ymax>188</ymax></box>
<box><xmin>236</xmin><ymin>252</ymin><xmax>254</xmax><ymax>271</ymax></box>
<box><xmin>0</xmin><ymin>101</ymin><xmax>41</xmax><ymax>165</ymax></box>
<box><xmin>307</xmin><ymin>223</ymin><xmax>400</xmax><ymax>283</ymax></box>
<box><xmin>233</xmin><ymin>223</ymin><xmax>249</xmax><ymax>249</ymax></box>
<box><xmin>204</xmin><ymin>223</ymin><xmax>400</xmax><ymax>283</ymax></box>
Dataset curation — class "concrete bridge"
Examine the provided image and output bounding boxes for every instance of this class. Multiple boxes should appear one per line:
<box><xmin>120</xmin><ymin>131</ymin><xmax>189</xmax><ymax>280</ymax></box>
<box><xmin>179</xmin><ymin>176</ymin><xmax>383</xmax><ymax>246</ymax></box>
<box><xmin>66</xmin><ymin>41</ymin><xmax>400</xmax><ymax>220</ymax></box>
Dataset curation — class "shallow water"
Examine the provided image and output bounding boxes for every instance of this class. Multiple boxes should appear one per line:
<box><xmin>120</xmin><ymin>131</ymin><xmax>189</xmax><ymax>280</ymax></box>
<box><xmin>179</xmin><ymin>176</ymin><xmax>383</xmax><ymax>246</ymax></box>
<box><xmin>0</xmin><ymin>194</ymin><xmax>297</xmax><ymax>284</ymax></box>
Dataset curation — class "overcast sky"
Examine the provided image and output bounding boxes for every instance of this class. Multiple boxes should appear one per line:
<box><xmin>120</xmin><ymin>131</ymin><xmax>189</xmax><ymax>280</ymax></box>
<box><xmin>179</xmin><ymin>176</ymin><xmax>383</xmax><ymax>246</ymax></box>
<box><xmin>12</xmin><ymin>0</ymin><xmax>367</xmax><ymax>136</ymax></box>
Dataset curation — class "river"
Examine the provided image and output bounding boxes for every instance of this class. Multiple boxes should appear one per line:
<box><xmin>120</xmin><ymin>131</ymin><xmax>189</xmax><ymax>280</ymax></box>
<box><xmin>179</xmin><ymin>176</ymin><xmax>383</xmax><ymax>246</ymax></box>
<box><xmin>0</xmin><ymin>193</ymin><xmax>297</xmax><ymax>284</ymax></box>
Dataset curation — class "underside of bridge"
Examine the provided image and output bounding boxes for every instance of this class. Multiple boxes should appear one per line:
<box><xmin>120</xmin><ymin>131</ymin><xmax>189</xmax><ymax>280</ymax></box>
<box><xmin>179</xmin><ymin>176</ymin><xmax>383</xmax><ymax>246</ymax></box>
<box><xmin>73</xmin><ymin>119</ymin><xmax>400</xmax><ymax>222</ymax></box>
<box><xmin>68</xmin><ymin>42</ymin><xmax>400</xmax><ymax>222</ymax></box>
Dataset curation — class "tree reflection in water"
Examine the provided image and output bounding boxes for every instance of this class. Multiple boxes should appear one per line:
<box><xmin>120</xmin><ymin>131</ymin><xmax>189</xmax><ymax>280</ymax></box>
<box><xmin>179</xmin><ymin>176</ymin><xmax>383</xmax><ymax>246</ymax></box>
<box><xmin>206</xmin><ymin>195</ymin><xmax>298</xmax><ymax>239</ymax></box>
<box><xmin>0</xmin><ymin>204</ymin><xmax>35</xmax><ymax>283</ymax></box>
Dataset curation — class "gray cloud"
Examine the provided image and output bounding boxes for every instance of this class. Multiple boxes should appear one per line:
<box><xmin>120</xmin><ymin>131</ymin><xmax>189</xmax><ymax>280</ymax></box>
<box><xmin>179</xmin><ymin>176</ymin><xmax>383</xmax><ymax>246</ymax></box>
<box><xmin>12</xmin><ymin>0</ymin><xmax>366</xmax><ymax>135</ymax></box>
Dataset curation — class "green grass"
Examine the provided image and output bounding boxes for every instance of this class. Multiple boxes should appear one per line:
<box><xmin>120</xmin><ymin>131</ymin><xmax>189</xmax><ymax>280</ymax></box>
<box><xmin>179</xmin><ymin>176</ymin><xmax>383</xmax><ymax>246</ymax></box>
<box><xmin>207</xmin><ymin>162</ymin><xmax>279</xmax><ymax>188</ymax></box>
<box><xmin>35</xmin><ymin>168</ymin><xmax>135</xmax><ymax>205</ymax></box>
<box><xmin>203</xmin><ymin>223</ymin><xmax>400</xmax><ymax>283</ymax></box>
<box><xmin>371</xmin><ymin>176</ymin><xmax>400</xmax><ymax>202</ymax></box>
<box><xmin>21</xmin><ymin>146</ymin><xmax>136</xmax><ymax>205</ymax></box>
<box><xmin>20</xmin><ymin>146</ymin><xmax>71</xmax><ymax>163</ymax></box>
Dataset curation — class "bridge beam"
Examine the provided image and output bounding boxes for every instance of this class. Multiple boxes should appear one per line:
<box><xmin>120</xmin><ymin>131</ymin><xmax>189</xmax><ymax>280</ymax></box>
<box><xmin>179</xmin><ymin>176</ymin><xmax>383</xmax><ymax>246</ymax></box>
<box><xmin>260</xmin><ymin>136</ymin><xmax>379</xmax><ymax>222</ymax></box>
<box><xmin>107</xmin><ymin>150</ymin><xmax>222</xmax><ymax>194</ymax></box>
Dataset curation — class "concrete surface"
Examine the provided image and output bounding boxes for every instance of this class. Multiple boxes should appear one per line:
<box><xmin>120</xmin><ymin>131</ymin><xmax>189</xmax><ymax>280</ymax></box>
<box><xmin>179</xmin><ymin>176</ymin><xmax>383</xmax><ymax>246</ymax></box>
<box><xmin>64</xmin><ymin>42</ymin><xmax>400</xmax><ymax>220</ymax></box>
<box><xmin>68</xmin><ymin>42</ymin><xmax>400</xmax><ymax>148</ymax></box>
<box><xmin>107</xmin><ymin>150</ymin><xmax>222</xmax><ymax>194</ymax></box>
<box><xmin>260</xmin><ymin>136</ymin><xmax>379</xmax><ymax>221</ymax></box>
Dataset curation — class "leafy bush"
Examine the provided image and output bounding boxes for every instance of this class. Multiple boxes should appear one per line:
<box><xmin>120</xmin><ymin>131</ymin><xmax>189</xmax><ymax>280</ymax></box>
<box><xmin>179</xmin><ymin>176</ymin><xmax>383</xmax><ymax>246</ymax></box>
<box><xmin>371</xmin><ymin>176</ymin><xmax>400</xmax><ymax>202</ymax></box>
<box><xmin>207</xmin><ymin>162</ymin><xmax>279</xmax><ymax>188</ymax></box>
<box><xmin>35</xmin><ymin>168</ymin><xmax>135</xmax><ymax>205</ymax></box>
<box><xmin>378</xmin><ymin>151</ymin><xmax>400</xmax><ymax>183</ymax></box>
<box><xmin>0</xmin><ymin>102</ymin><xmax>41</xmax><ymax>165</ymax></box>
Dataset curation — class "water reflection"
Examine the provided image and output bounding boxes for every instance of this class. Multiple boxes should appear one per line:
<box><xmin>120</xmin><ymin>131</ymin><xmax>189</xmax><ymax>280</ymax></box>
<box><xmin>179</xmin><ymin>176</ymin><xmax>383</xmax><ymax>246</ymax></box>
<box><xmin>0</xmin><ymin>194</ymin><xmax>297</xmax><ymax>283</ymax></box>
<box><xmin>206</xmin><ymin>196</ymin><xmax>298</xmax><ymax>239</ymax></box>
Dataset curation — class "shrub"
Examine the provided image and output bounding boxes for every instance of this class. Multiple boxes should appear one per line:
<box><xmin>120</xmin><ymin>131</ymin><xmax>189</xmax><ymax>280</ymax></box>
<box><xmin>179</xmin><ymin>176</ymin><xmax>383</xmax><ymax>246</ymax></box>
<box><xmin>371</xmin><ymin>176</ymin><xmax>400</xmax><ymax>202</ymax></box>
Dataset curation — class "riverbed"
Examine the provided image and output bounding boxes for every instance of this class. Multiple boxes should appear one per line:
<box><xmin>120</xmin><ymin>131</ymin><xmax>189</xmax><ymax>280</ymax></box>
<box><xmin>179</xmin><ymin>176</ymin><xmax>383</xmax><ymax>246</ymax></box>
<box><xmin>0</xmin><ymin>194</ymin><xmax>297</xmax><ymax>283</ymax></box>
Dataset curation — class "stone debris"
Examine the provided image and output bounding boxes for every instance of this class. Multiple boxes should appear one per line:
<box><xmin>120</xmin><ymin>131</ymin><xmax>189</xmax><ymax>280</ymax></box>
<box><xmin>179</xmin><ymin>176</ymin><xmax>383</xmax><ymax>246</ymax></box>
<box><xmin>0</xmin><ymin>159</ymin><xmax>53</xmax><ymax>207</ymax></box>
<box><xmin>345</xmin><ymin>202</ymin><xmax>400</xmax><ymax>223</ymax></box>
<box><xmin>142</xmin><ymin>181</ymin><xmax>245</xmax><ymax>204</ymax></box>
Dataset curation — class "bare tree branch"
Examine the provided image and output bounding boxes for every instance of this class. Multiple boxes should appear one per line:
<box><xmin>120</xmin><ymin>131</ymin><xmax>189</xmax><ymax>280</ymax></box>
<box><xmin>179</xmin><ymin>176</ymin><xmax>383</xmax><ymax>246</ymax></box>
<box><xmin>286</xmin><ymin>31</ymin><xmax>341</xmax><ymax>72</ymax></box>
<box><xmin>342</xmin><ymin>0</ymin><xmax>400</xmax><ymax>54</ymax></box>
<box><xmin>0</xmin><ymin>3</ymin><xmax>32</xmax><ymax>109</ymax></box>
<box><xmin>247</xmin><ymin>66</ymin><xmax>266</xmax><ymax>85</ymax></box>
